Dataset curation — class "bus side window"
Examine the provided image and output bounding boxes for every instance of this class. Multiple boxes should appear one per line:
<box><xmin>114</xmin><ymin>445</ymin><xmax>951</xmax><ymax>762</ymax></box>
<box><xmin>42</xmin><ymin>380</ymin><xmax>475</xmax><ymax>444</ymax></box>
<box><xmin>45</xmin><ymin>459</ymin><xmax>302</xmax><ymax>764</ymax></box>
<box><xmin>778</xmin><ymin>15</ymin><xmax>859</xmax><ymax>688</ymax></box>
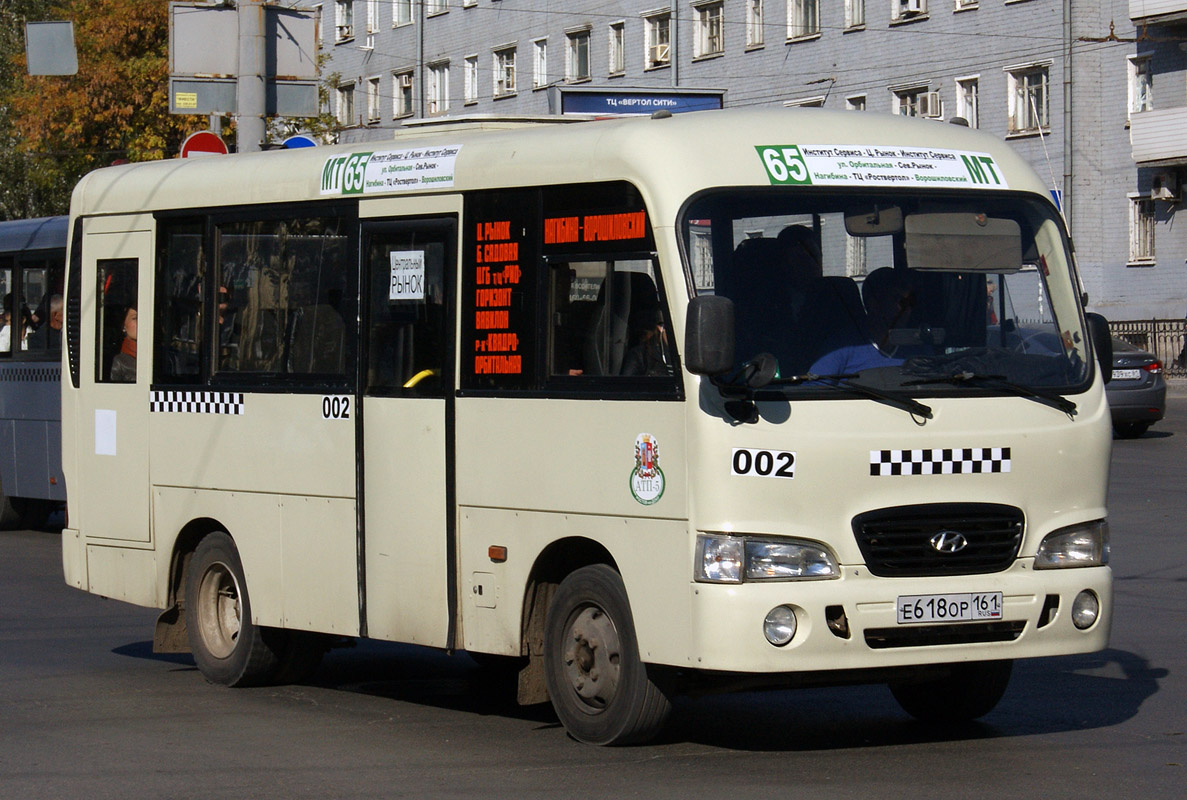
<box><xmin>550</xmin><ymin>259</ymin><xmax>673</xmax><ymax>379</ymax></box>
<box><xmin>96</xmin><ymin>259</ymin><xmax>139</xmax><ymax>383</ymax></box>
<box><xmin>156</xmin><ymin>222</ymin><xmax>205</xmax><ymax>384</ymax></box>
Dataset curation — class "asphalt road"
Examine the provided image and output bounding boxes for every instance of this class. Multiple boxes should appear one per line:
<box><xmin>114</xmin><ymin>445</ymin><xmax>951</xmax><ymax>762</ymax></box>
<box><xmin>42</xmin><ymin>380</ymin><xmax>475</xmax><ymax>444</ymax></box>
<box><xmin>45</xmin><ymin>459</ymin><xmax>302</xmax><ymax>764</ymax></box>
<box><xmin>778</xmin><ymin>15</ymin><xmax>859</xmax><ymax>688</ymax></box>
<box><xmin>2</xmin><ymin>398</ymin><xmax>1185</xmax><ymax>799</ymax></box>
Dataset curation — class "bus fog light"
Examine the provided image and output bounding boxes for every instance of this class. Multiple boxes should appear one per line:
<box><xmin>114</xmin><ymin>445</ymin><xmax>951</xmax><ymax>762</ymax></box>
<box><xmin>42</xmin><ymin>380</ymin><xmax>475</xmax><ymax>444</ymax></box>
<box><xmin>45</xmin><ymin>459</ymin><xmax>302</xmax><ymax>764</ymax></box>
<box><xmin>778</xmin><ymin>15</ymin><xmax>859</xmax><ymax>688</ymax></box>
<box><xmin>763</xmin><ymin>605</ymin><xmax>797</xmax><ymax>647</ymax></box>
<box><xmin>1071</xmin><ymin>591</ymin><xmax>1100</xmax><ymax>630</ymax></box>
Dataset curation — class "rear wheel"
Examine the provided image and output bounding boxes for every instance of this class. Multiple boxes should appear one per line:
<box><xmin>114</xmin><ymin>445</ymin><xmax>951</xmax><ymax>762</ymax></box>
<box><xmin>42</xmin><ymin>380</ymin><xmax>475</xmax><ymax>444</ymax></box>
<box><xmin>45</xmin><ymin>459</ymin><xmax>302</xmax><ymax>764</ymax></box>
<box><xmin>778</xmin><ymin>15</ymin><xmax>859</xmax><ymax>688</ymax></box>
<box><xmin>543</xmin><ymin>564</ymin><xmax>671</xmax><ymax>745</ymax></box>
<box><xmin>890</xmin><ymin>660</ymin><xmax>1013</xmax><ymax>723</ymax></box>
<box><xmin>184</xmin><ymin>532</ymin><xmax>285</xmax><ymax>687</ymax></box>
<box><xmin>1113</xmin><ymin>422</ymin><xmax>1150</xmax><ymax>439</ymax></box>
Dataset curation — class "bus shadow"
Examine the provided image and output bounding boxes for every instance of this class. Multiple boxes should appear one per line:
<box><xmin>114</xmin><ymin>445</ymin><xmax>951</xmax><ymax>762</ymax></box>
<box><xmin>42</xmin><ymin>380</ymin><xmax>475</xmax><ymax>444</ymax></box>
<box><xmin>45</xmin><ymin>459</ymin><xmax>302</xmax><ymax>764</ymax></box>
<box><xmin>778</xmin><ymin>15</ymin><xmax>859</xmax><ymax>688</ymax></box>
<box><xmin>112</xmin><ymin>638</ymin><xmax>1162</xmax><ymax>750</ymax></box>
<box><xmin>655</xmin><ymin>648</ymin><xmax>1166</xmax><ymax>751</ymax></box>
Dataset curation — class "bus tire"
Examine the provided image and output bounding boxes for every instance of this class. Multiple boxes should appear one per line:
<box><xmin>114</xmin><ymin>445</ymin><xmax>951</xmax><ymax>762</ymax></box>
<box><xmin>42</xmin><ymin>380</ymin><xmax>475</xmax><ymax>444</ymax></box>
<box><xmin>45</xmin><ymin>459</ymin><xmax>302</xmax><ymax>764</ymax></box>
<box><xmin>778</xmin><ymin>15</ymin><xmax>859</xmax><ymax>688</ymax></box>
<box><xmin>184</xmin><ymin>532</ymin><xmax>283</xmax><ymax>687</ymax></box>
<box><xmin>889</xmin><ymin>659</ymin><xmax>1013</xmax><ymax>724</ymax></box>
<box><xmin>543</xmin><ymin>564</ymin><xmax>672</xmax><ymax>745</ymax></box>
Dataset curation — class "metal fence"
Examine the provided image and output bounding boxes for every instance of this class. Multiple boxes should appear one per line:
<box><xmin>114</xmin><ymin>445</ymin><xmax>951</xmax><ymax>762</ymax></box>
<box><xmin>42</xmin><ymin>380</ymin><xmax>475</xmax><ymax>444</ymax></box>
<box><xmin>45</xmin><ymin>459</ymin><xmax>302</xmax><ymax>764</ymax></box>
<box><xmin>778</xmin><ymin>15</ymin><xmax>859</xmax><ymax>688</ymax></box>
<box><xmin>1109</xmin><ymin>319</ymin><xmax>1187</xmax><ymax>378</ymax></box>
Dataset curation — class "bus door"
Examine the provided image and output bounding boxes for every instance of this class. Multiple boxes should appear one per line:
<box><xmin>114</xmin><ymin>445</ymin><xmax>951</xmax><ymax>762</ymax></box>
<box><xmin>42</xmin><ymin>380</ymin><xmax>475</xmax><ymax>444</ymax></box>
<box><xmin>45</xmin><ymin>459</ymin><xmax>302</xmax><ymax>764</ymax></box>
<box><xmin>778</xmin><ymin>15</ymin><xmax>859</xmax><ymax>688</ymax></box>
<box><xmin>77</xmin><ymin>220</ymin><xmax>152</xmax><ymax>542</ymax></box>
<box><xmin>359</xmin><ymin>210</ymin><xmax>457</xmax><ymax>646</ymax></box>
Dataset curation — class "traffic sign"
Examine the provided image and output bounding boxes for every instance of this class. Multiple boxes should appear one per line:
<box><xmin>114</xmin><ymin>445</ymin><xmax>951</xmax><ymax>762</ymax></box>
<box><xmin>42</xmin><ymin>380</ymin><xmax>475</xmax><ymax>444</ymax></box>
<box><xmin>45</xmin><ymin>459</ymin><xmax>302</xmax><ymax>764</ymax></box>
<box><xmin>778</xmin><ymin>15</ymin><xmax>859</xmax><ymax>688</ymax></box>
<box><xmin>283</xmin><ymin>134</ymin><xmax>317</xmax><ymax>149</ymax></box>
<box><xmin>180</xmin><ymin>131</ymin><xmax>229</xmax><ymax>158</ymax></box>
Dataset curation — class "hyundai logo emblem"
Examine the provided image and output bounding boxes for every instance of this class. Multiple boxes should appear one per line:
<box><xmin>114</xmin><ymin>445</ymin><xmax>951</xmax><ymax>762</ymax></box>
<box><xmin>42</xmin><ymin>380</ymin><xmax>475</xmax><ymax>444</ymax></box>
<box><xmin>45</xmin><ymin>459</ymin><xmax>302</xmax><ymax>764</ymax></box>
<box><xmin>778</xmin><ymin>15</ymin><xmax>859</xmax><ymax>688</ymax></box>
<box><xmin>929</xmin><ymin>530</ymin><xmax>969</xmax><ymax>554</ymax></box>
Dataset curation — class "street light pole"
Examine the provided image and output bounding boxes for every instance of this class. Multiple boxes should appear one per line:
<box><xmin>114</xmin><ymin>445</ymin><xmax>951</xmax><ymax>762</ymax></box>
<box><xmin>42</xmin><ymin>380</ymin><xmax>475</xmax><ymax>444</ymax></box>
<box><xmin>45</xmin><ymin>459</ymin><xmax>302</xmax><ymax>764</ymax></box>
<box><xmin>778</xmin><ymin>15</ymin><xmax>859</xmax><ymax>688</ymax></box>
<box><xmin>237</xmin><ymin>0</ymin><xmax>266</xmax><ymax>153</ymax></box>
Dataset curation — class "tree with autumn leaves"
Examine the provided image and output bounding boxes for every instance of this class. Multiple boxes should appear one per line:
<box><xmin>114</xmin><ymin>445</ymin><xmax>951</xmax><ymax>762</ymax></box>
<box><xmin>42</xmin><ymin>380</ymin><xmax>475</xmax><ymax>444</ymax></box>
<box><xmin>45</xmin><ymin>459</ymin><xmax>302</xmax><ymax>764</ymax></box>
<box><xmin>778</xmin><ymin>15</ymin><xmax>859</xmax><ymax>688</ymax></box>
<box><xmin>1</xmin><ymin>0</ymin><xmax>191</xmax><ymax>219</ymax></box>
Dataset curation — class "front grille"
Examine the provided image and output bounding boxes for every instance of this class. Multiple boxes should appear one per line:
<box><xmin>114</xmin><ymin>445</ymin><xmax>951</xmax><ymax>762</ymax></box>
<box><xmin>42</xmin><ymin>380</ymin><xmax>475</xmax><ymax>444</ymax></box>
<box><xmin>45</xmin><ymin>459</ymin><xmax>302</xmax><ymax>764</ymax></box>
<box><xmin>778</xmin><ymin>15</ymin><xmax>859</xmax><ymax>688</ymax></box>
<box><xmin>865</xmin><ymin>621</ymin><xmax>1026</xmax><ymax>649</ymax></box>
<box><xmin>852</xmin><ymin>503</ymin><xmax>1024</xmax><ymax>577</ymax></box>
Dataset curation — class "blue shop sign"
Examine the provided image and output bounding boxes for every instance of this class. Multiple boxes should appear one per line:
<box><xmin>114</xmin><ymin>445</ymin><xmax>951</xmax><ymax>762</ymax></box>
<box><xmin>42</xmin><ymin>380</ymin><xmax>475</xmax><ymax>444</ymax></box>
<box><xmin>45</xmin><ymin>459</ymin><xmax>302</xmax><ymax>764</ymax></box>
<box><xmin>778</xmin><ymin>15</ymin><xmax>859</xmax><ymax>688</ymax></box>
<box><xmin>562</xmin><ymin>91</ymin><xmax>722</xmax><ymax>115</ymax></box>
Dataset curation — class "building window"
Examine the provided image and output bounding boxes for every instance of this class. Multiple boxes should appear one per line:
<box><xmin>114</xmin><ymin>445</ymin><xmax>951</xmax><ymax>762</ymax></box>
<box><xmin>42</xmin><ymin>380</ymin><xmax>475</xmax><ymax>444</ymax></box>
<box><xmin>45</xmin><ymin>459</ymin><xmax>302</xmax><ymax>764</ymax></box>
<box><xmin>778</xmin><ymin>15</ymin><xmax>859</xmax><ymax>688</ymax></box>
<box><xmin>694</xmin><ymin>2</ymin><xmax>724</xmax><ymax>58</ymax></box>
<box><xmin>337</xmin><ymin>82</ymin><xmax>355</xmax><ymax>126</ymax></box>
<box><xmin>1130</xmin><ymin>196</ymin><xmax>1155</xmax><ymax>263</ymax></box>
<box><xmin>788</xmin><ymin>0</ymin><xmax>820</xmax><ymax>39</ymax></box>
<box><xmin>334</xmin><ymin>0</ymin><xmax>353</xmax><ymax>41</ymax></box>
<box><xmin>846</xmin><ymin>94</ymin><xmax>866</xmax><ymax>111</ymax></box>
<box><xmin>1007</xmin><ymin>64</ymin><xmax>1049</xmax><ymax>134</ymax></box>
<box><xmin>566</xmin><ymin>29</ymin><xmax>591</xmax><ymax>82</ymax></box>
<box><xmin>365</xmin><ymin>0</ymin><xmax>377</xmax><ymax>35</ymax></box>
<box><xmin>954</xmin><ymin>0</ymin><xmax>977</xmax><ymax>9</ymax></box>
<box><xmin>393</xmin><ymin>0</ymin><xmax>412</xmax><ymax>27</ymax></box>
<box><xmin>609</xmin><ymin>22</ymin><xmax>626</xmax><ymax>75</ymax></box>
<box><xmin>892</xmin><ymin>0</ymin><xmax>927</xmax><ymax>21</ymax></box>
<box><xmin>846</xmin><ymin>234</ymin><xmax>867</xmax><ymax>277</ymax></box>
<box><xmin>464</xmin><ymin>55</ymin><xmax>479</xmax><ymax>104</ymax></box>
<box><xmin>845</xmin><ymin>0</ymin><xmax>865</xmax><ymax>27</ymax></box>
<box><xmin>533</xmin><ymin>39</ymin><xmax>548</xmax><ymax>88</ymax></box>
<box><xmin>1128</xmin><ymin>56</ymin><xmax>1153</xmax><ymax>116</ymax></box>
<box><xmin>366</xmin><ymin>76</ymin><xmax>380</xmax><ymax>122</ymax></box>
<box><xmin>746</xmin><ymin>0</ymin><xmax>764</xmax><ymax>47</ymax></box>
<box><xmin>463</xmin><ymin>0</ymin><xmax>477</xmax><ymax>7</ymax></box>
<box><xmin>494</xmin><ymin>46</ymin><xmax>517</xmax><ymax>97</ymax></box>
<box><xmin>784</xmin><ymin>96</ymin><xmax>825</xmax><ymax>108</ymax></box>
<box><xmin>426</xmin><ymin>0</ymin><xmax>446</xmax><ymax>15</ymax></box>
<box><xmin>956</xmin><ymin>76</ymin><xmax>979</xmax><ymax>127</ymax></box>
<box><xmin>393</xmin><ymin>70</ymin><xmax>413</xmax><ymax>118</ymax></box>
<box><xmin>644</xmin><ymin>11</ymin><xmax>672</xmax><ymax>69</ymax></box>
<box><xmin>428</xmin><ymin>61</ymin><xmax>449</xmax><ymax>115</ymax></box>
<box><xmin>893</xmin><ymin>85</ymin><xmax>930</xmax><ymax>117</ymax></box>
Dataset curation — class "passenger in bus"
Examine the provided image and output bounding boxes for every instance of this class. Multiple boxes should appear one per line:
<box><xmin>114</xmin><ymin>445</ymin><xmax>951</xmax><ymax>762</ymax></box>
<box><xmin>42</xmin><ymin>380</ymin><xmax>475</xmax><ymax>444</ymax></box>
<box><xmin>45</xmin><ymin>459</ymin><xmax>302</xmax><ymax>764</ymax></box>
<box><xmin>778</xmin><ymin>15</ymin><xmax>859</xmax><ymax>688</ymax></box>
<box><xmin>776</xmin><ymin>224</ymin><xmax>823</xmax><ymax>287</ymax></box>
<box><xmin>809</xmin><ymin>267</ymin><xmax>914</xmax><ymax>375</ymax></box>
<box><xmin>621</xmin><ymin>294</ymin><xmax>671</xmax><ymax>377</ymax></box>
<box><xmin>0</xmin><ymin>293</ymin><xmax>32</xmax><ymax>352</ymax></box>
<box><xmin>28</xmin><ymin>295</ymin><xmax>63</xmax><ymax>350</ymax></box>
<box><xmin>110</xmin><ymin>306</ymin><xmax>137</xmax><ymax>382</ymax></box>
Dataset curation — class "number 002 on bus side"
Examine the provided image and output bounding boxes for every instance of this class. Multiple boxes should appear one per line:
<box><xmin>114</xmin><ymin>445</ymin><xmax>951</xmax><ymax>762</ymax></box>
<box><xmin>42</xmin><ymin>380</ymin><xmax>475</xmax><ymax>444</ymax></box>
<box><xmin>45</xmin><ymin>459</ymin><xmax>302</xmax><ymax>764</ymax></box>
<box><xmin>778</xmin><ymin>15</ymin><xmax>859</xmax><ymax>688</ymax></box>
<box><xmin>897</xmin><ymin>592</ymin><xmax>1003</xmax><ymax>624</ymax></box>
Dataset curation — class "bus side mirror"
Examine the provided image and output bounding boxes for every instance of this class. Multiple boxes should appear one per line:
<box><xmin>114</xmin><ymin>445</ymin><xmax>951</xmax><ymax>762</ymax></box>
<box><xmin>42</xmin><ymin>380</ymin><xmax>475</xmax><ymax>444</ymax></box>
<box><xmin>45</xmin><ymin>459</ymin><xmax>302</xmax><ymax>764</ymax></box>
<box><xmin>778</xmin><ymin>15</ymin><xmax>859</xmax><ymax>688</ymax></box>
<box><xmin>685</xmin><ymin>295</ymin><xmax>735</xmax><ymax>376</ymax></box>
<box><xmin>1085</xmin><ymin>312</ymin><xmax>1112</xmax><ymax>384</ymax></box>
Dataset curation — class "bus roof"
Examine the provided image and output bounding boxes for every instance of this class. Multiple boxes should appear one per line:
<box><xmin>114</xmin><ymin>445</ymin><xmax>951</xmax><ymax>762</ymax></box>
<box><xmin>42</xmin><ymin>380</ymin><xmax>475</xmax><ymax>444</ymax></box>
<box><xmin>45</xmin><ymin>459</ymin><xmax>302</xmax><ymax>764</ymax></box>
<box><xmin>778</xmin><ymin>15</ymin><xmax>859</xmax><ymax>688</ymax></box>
<box><xmin>70</xmin><ymin>109</ymin><xmax>1053</xmax><ymax>225</ymax></box>
<box><xmin>0</xmin><ymin>216</ymin><xmax>69</xmax><ymax>255</ymax></box>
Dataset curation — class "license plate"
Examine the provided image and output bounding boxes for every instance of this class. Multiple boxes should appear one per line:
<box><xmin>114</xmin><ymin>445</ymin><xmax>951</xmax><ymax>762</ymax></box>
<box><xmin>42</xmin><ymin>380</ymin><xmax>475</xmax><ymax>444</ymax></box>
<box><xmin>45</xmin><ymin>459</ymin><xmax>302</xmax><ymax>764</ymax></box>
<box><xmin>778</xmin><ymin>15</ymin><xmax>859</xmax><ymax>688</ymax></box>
<box><xmin>1113</xmin><ymin>368</ymin><xmax>1142</xmax><ymax>381</ymax></box>
<box><xmin>897</xmin><ymin>592</ymin><xmax>1003</xmax><ymax>624</ymax></box>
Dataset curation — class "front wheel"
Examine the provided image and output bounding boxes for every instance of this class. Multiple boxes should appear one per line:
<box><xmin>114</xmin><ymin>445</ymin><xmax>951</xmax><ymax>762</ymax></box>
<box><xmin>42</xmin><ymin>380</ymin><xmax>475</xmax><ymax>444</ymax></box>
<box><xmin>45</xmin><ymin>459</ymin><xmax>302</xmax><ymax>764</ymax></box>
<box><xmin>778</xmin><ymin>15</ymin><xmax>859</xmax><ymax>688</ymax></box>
<box><xmin>543</xmin><ymin>565</ymin><xmax>672</xmax><ymax>745</ymax></box>
<box><xmin>1113</xmin><ymin>422</ymin><xmax>1150</xmax><ymax>439</ymax></box>
<box><xmin>184</xmin><ymin>532</ymin><xmax>285</xmax><ymax>687</ymax></box>
<box><xmin>890</xmin><ymin>660</ymin><xmax>1013</xmax><ymax>723</ymax></box>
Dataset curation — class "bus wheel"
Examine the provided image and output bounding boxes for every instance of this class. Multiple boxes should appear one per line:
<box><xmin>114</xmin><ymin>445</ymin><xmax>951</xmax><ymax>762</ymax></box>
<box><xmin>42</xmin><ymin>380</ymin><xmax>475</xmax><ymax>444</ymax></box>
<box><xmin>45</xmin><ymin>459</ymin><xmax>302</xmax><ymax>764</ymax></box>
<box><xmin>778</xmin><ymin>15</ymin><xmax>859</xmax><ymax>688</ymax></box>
<box><xmin>543</xmin><ymin>564</ymin><xmax>671</xmax><ymax>745</ymax></box>
<box><xmin>889</xmin><ymin>660</ymin><xmax>1013</xmax><ymax>723</ymax></box>
<box><xmin>184</xmin><ymin>532</ymin><xmax>282</xmax><ymax>687</ymax></box>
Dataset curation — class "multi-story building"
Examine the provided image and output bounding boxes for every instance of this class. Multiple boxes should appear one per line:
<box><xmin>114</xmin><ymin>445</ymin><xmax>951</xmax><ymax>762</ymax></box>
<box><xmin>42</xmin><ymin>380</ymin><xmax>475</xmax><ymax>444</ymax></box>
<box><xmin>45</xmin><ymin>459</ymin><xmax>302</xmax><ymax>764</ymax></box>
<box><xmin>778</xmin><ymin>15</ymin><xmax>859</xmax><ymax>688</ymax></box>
<box><xmin>319</xmin><ymin>1</ymin><xmax>1184</xmax><ymax>321</ymax></box>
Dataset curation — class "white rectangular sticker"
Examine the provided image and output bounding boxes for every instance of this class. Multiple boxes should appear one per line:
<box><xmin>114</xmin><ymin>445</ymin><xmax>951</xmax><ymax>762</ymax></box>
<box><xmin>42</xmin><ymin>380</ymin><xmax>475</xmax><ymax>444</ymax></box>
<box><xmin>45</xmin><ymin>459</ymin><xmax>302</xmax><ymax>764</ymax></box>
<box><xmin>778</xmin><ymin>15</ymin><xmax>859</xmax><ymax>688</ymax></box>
<box><xmin>320</xmin><ymin>145</ymin><xmax>461</xmax><ymax>195</ymax></box>
<box><xmin>321</xmin><ymin>395</ymin><xmax>351</xmax><ymax>420</ymax></box>
<box><xmin>757</xmin><ymin>144</ymin><xmax>1009</xmax><ymax>190</ymax></box>
<box><xmin>731</xmin><ymin>448</ymin><xmax>795</xmax><ymax>479</ymax></box>
<box><xmin>389</xmin><ymin>251</ymin><xmax>426</xmax><ymax>300</ymax></box>
<box><xmin>897</xmin><ymin>592</ymin><xmax>1003</xmax><ymax>624</ymax></box>
<box><xmin>95</xmin><ymin>409</ymin><xmax>117</xmax><ymax>456</ymax></box>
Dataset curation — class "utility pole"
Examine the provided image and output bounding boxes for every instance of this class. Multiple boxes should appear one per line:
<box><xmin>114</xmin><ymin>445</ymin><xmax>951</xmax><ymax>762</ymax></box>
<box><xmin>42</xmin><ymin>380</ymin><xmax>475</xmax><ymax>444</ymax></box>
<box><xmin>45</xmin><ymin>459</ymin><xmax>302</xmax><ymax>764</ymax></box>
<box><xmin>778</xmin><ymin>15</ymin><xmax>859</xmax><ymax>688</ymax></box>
<box><xmin>237</xmin><ymin>0</ymin><xmax>267</xmax><ymax>153</ymax></box>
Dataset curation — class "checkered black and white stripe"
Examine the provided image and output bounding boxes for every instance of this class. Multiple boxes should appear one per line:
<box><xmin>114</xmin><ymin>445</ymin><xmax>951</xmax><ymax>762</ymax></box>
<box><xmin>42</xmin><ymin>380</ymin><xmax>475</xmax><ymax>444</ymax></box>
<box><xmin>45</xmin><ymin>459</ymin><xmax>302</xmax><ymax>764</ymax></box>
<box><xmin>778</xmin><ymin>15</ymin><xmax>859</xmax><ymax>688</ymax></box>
<box><xmin>0</xmin><ymin>366</ymin><xmax>60</xmax><ymax>383</ymax></box>
<box><xmin>150</xmin><ymin>391</ymin><xmax>244</xmax><ymax>416</ymax></box>
<box><xmin>870</xmin><ymin>447</ymin><xmax>1011</xmax><ymax>476</ymax></box>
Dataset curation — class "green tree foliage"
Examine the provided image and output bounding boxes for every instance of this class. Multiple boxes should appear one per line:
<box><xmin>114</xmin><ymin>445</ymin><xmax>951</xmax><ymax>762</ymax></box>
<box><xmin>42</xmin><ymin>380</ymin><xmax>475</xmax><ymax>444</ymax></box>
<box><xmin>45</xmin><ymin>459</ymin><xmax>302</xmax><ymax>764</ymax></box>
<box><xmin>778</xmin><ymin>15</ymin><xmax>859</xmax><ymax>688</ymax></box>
<box><xmin>1</xmin><ymin>0</ymin><xmax>190</xmax><ymax>219</ymax></box>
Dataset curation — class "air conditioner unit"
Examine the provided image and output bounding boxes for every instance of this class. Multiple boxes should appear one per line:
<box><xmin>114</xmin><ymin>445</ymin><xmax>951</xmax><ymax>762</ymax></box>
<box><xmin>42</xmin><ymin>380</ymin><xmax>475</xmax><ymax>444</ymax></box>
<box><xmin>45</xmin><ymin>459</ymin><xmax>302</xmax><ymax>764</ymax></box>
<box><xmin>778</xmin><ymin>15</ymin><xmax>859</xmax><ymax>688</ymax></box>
<box><xmin>902</xmin><ymin>0</ymin><xmax>926</xmax><ymax>15</ymax></box>
<box><xmin>649</xmin><ymin>43</ymin><xmax>670</xmax><ymax>66</ymax></box>
<box><xmin>398</xmin><ymin>74</ymin><xmax>413</xmax><ymax>90</ymax></box>
<box><xmin>336</xmin><ymin>24</ymin><xmax>353</xmax><ymax>40</ymax></box>
<box><xmin>918</xmin><ymin>91</ymin><xmax>943</xmax><ymax>118</ymax></box>
<box><xmin>1151</xmin><ymin>172</ymin><xmax>1179</xmax><ymax>202</ymax></box>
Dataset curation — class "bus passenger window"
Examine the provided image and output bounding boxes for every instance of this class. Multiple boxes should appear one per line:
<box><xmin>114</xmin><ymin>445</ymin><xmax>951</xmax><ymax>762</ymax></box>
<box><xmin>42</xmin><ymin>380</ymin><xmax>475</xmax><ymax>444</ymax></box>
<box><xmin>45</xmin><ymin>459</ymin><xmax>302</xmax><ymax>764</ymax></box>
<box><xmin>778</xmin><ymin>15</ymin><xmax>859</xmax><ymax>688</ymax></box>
<box><xmin>551</xmin><ymin>259</ymin><xmax>673</xmax><ymax>378</ymax></box>
<box><xmin>215</xmin><ymin>217</ymin><xmax>352</xmax><ymax>378</ymax></box>
<box><xmin>96</xmin><ymin>259</ymin><xmax>138</xmax><ymax>383</ymax></box>
<box><xmin>156</xmin><ymin>222</ymin><xmax>205</xmax><ymax>383</ymax></box>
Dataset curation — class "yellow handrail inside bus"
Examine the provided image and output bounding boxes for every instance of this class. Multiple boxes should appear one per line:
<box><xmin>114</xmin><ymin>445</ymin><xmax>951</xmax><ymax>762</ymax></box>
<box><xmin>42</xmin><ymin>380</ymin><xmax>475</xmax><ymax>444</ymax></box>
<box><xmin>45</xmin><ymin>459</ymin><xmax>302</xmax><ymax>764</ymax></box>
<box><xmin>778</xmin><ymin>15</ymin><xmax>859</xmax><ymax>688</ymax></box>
<box><xmin>403</xmin><ymin>368</ymin><xmax>440</xmax><ymax>388</ymax></box>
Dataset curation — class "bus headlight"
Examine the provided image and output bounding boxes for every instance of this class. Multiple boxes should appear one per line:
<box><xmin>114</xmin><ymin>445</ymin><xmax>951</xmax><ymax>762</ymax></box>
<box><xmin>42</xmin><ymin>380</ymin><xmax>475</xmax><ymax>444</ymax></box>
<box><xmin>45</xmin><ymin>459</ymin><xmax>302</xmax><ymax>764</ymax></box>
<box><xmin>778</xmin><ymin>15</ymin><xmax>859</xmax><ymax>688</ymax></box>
<box><xmin>696</xmin><ymin>534</ymin><xmax>840</xmax><ymax>583</ymax></box>
<box><xmin>1034</xmin><ymin>520</ymin><xmax>1110</xmax><ymax>569</ymax></box>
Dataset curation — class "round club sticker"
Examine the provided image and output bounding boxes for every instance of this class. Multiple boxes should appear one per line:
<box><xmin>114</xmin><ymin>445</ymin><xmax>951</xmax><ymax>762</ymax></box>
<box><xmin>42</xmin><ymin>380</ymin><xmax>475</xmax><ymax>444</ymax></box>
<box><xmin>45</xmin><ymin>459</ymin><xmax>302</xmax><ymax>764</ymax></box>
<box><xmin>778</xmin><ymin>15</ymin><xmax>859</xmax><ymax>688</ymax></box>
<box><xmin>630</xmin><ymin>433</ymin><xmax>665</xmax><ymax>505</ymax></box>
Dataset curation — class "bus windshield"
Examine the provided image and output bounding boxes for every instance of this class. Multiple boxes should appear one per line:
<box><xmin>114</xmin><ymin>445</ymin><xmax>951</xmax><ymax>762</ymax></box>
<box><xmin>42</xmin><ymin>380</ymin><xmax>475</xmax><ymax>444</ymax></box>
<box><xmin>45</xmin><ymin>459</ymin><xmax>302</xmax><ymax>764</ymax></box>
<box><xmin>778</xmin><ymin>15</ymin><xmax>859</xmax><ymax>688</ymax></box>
<box><xmin>682</xmin><ymin>190</ymin><xmax>1090</xmax><ymax>398</ymax></box>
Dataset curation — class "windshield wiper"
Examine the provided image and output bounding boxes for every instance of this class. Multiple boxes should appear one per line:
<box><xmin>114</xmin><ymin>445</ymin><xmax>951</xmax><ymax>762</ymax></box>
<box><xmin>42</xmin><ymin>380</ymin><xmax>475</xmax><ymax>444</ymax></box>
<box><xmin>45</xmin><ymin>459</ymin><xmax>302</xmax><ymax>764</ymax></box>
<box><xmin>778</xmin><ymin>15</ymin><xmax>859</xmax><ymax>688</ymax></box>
<box><xmin>903</xmin><ymin>371</ymin><xmax>1077</xmax><ymax>415</ymax></box>
<box><xmin>771</xmin><ymin>373</ymin><xmax>934</xmax><ymax>420</ymax></box>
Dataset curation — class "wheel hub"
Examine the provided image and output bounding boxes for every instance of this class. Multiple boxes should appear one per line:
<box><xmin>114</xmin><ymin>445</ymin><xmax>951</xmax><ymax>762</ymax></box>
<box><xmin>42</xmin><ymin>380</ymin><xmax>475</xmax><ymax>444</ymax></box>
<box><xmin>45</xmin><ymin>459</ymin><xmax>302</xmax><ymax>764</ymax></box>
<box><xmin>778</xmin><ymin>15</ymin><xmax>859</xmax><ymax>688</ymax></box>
<box><xmin>562</xmin><ymin>606</ymin><xmax>622</xmax><ymax>710</ymax></box>
<box><xmin>196</xmin><ymin>561</ymin><xmax>242</xmax><ymax>660</ymax></box>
